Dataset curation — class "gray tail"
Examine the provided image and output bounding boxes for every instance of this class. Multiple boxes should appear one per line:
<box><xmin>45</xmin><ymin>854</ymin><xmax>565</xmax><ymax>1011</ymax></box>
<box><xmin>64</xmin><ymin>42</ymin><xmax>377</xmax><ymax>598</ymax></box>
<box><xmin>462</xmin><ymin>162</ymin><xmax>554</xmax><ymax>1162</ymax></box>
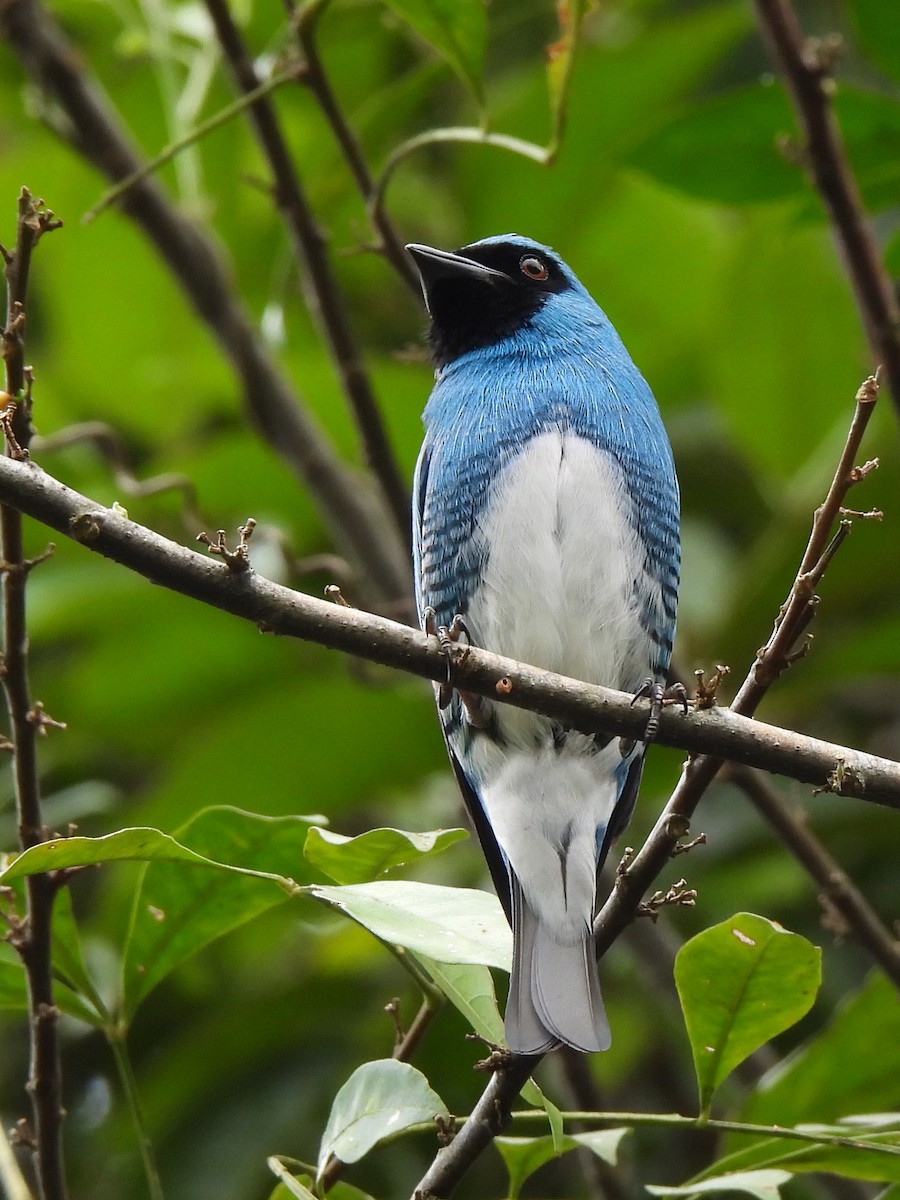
<box><xmin>504</xmin><ymin>877</ymin><xmax>610</xmax><ymax>1055</ymax></box>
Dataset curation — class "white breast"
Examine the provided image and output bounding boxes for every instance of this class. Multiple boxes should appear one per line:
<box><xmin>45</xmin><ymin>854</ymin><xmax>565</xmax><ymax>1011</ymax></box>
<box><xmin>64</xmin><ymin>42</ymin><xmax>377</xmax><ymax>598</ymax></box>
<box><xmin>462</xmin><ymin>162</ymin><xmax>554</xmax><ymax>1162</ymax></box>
<box><xmin>467</xmin><ymin>429</ymin><xmax>652</xmax><ymax>703</ymax></box>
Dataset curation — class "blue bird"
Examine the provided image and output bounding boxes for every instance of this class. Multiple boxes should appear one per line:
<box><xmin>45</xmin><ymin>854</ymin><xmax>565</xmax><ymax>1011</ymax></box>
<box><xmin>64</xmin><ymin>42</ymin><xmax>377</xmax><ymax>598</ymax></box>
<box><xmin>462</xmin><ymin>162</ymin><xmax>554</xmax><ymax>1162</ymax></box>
<box><xmin>407</xmin><ymin>235</ymin><xmax>680</xmax><ymax>1054</ymax></box>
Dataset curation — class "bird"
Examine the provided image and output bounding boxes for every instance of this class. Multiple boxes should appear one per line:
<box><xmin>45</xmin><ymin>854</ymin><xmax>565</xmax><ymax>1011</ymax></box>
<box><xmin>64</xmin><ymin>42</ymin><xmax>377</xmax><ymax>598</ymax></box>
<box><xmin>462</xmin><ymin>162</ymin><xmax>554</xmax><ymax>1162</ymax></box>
<box><xmin>407</xmin><ymin>234</ymin><xmax>680</xmax><ymax>1055</ymax></box>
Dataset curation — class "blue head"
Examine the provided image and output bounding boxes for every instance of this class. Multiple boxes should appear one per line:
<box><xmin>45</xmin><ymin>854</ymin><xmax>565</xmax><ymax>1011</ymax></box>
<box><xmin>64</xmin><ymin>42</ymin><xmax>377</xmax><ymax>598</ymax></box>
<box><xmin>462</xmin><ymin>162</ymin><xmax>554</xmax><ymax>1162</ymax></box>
<box><xmin>406</xmin><ymin>234</ymin><xmax>614</xmax><ymax>369</ymax></box>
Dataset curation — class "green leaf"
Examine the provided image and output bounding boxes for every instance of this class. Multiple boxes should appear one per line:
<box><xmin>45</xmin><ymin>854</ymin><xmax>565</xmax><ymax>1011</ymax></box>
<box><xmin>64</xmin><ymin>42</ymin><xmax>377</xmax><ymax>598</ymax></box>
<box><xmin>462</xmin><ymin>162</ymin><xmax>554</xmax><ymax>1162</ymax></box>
<box><xmin>627</xmin><ymin>85</ymin><xmax>803</xmax><ymax>205</ymax></box>
<box><xmin>0</xmin><ymin>825</ymin><xmax>296</xmax><ymax>887</ymax></box>
<box><xmin>694</xmin><ymin>1123</ymin><xmax>900</xmax><ymax>1185</ymax></box>
<box><xmin>316</xmin><ymin>1059</ymin><xmax>448</xmax><ymax>1177</ymax></box>
<box><xmin>675</xmin><ymin>913</ymin><xmax>821</xmax><ymax>1115</ymax></box>
<box><xmin>496</xmin><ymin>1134</ymin><xmax>577</xmax><ymax>1199</ymax></box>
<box><xmin>303</xmin><ymin>825</ymin><xmax>467</xmax><ymax>885</ymax></box>
<box><xmin>307</xmin><ymin>881</ymin><xmax>512</xmax><ymax>969</ymax></box>
<box><xmin>628</xmin><ymin>83</ymin><xmax>900</xmax><ymax>210</ymax></box>
<box><xmin>381</xmin><ymin>0</ymin><xmax>486</xmax><ymax>105</ymax></box>
<box><xmin>647</xmin><ymin>1169</ymin><xmax>792</xmax><ymax>1200</ymax></box>
<box><xmin>745</xmin><ymin>974</ymin><xmax>900</xmax><ymax>1127</ymax></box>
<box><xmin>51</xmin><ymin>887</ymin><xmax>107</xmax><ymax>1019</ymax></box>
<box><xmin>418</xmin><ymin>955</ymin><xmax>503</xmax><ymax>1038</ymax></box>
<box><xmin>122</xmin><ymin>807</ymin><xmax>319</xmax><ymax>1016</ymax></box>
<box><xmin>574</xmin><ymin>1128</ymin><xmax>631</xmax><ymax>1164</ymax></box>
<box><xmin>0</xmin><ymin>941</ymin><xmax>104</xmax><ymax>1025</ymax></box>
<box><xmin>496</xmin><ymin>1128</ymin><xmax>628</xmax><ymax>1199</ymax></box>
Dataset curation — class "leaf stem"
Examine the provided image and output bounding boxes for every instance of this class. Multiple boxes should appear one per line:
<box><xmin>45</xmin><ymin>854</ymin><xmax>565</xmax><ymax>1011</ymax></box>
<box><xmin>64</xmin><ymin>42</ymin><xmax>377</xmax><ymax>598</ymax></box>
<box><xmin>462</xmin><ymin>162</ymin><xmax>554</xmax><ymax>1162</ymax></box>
<box><xmin>106</xmin><ymin>1032</ymin><xmax>165</xmax><ymax>1200</ymax></box>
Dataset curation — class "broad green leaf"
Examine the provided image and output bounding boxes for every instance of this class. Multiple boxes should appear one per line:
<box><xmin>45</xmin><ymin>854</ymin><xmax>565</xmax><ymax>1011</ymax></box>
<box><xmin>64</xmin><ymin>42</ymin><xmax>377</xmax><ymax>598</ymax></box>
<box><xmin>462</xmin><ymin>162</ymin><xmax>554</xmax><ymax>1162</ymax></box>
<box><xmin>307</xmin><ymin>881</ymin><xmax>511</xmax><ymax>969</ymax></box>
<box><xmin>417</xmin><ymin>955</ymin><xmax>503</xmax><ymax>1041</ymax></box>
<box><xmin>496</xmin><ymin>1134</ymin><xmax>576</xmax><ymax>1199</ymax></box>
<box><xmin>0</xmin><ymin>944</ymin><xmax>29</xmax><ymax>1012</ymax></box>
<box><xmin>0</xmin><ymin>943</ymin><xmax>104</xmax><ymax>1025</ymax></box>
<box><xmin>0</xmin><ymin>826</ymin><xmax>294</xmax><ymax>887</ymax></box>
<box><xmin>496</xmin><ymin>1128</ymin><xmax>628</xmax><ymax>1199</ymax></box>
<box><xmin>628</xmin><ymin>85</ymin><xmax>803</xmax><ymax>205</ymax></box>
<box><xmin>52</xmin><ymin>887</ymin><xmax>107</xmax><ymax>1019</ymax></box>
<box><xmin>648</xmin><ymin>1169</ymin><xmax>792</xmax><ymax>1200</ymax></box>
<box><xmin>694</xmin><ymin>1123</ymin><xmax>900</xmax><ymax>1185</ymax></box>
<box><xmin>675</xmin><ymin>913</ymin><xmax>820</xmax><ymax>1115</ymax></box>
<box><xmin>381</xmin><ymin>0</ymin><xmax>486</xmax><ymax>105</ymax></box>
<box><xmin>628</xmin><ymin>85</ymin><xmax>900</xmax><ymax>210</ymax></box>
<box><xmin>316</xmin><ymin>1059</ymin><xmax>448</xmax><ymax>1177</ymax></box>
<box><xmin>574</xmin><ymin>1128</ymin><xmax>631</xmax><ymax>1164</ymax></box>
<box><xmin>122</xmin><ymin>808</ymin><xmax>319</xmax><ymax>1016</ymax></box>
<box><xmin>303</xmin><ymin>825</ymin><xmax>467</xmax><ymax>885</ymax></box>
<box><xmin>745</xmin><ymin>974</ymin><xmax>900</xmax><ymax>1127</ymax></box>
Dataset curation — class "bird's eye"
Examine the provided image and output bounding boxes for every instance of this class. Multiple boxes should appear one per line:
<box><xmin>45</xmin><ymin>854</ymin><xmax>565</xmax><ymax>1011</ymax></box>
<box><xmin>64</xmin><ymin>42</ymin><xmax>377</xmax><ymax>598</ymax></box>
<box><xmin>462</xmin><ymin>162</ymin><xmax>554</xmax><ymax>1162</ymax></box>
<box><xmin>519</xmin><ymin>255</ymin><xmax>549</xmax><ymax>281</ymax></box>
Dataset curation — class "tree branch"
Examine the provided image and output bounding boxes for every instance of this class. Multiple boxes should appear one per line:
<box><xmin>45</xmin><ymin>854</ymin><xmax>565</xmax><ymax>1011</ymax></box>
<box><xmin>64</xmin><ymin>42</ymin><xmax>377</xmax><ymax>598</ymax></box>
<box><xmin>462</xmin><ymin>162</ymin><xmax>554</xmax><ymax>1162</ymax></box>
<box><xmin>202</xmin><ymin>0</ymin><xmax>411</xmax><ymax>545</ymax></box>
<box><xmin>0</xmin><ymin>0</ymin><xmax>411</xmax><ymax>606</ymax></box>
<box><xmin>1</xmin><ymin>188</ymin><xmax>67</xmax><ymax>1200</ymax></box>
<box><xmin>752</xmin><ymin>0</ymin><xmax>900</xmax><ymax>415</ymax></box>
<box><xmin>0</xmin><ymin>456</ymin><xmax>894</xmax><ymax>807</ymax></box>
<box><xmin>285</xmin><ymin>0</ymin><xmax>422</xmax><ymax>296</ymax></box>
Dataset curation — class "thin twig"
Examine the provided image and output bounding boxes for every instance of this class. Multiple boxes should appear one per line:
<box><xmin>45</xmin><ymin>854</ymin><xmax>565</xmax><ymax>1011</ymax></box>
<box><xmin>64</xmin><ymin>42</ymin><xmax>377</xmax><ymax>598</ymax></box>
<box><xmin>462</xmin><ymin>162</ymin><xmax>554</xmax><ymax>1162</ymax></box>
<box><xmin>0</xmin><ymin>0</ymin><xmax>411</xmax><ymax>606</ymax></box>
<box><xmin>727</xmin><ymin>764</ymin><xmax>900</xmax><ymax>993</ymax></box>
<box><xmin>0</xmin><ymin>457</ymin><xmax>895</xmax><ymax>805</ymax></box>
<box><xmin>82</xmin><ymin>65</ymin><xmax>302</xmax><ymax>223</ymax></box>
<box><xmin>369</xmin><ymin>127</ymin><xmax>550</xmax><ymax>242</ymax></box>
<box><xmin>202</xmin><ymin>0</ymin><xmax>411</xmax><ymax>546</ymax></box>
<box><xmin>33</xmin><ymin>421</ymin><xmax>204</xmax><ymax>532</ymax></box>
<box><xmin>752</xmin><ymin>0</ymin><xmax>900</xmax><ymax>415</ymax></box>
<box><xmin>1</xmin><ymin>188</ymin><xmax>67</xmax><ymax>1200</ymax></box>
<box><xmin>285</xmin><ymin>0</ymin><xmax>421</xmax><ymax>295</ymax></box>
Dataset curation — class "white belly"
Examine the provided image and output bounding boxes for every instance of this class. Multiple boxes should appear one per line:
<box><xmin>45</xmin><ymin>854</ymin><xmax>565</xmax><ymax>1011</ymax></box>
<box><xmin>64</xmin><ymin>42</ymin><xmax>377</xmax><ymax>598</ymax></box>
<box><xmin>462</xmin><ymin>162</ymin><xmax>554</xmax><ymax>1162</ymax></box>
<box><xmin>461</xmin><ymin>430</ymin><xmax>652</xmax><ymax>935</ymax></box>
<box><xmin>466</xmin><ymin>429</ymin><xmax>652</xmax><ymax>700</ymax></box>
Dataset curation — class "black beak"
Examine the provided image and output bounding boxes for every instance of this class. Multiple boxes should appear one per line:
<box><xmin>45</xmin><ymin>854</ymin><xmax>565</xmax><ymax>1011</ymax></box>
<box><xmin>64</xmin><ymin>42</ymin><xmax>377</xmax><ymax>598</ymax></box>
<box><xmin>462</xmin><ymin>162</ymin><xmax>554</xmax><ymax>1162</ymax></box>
<box><xmin>406</xmin><ymin>243</ymin><xmax>506</xmax><ymax>312</ymax></box>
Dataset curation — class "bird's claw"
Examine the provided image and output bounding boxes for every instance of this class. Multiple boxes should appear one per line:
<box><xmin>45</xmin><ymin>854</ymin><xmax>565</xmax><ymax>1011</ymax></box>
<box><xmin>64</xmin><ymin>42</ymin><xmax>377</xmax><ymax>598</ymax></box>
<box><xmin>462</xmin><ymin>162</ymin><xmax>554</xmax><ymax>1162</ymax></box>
<box><xmin>631</xmin><ymin>678</ymin><xmax>688</xmax><ymax>743</ymax></box>
<box><xmin>422</xmin><ymin>607</ymin><xmax>488</xmax><ymax>726</ymax></box>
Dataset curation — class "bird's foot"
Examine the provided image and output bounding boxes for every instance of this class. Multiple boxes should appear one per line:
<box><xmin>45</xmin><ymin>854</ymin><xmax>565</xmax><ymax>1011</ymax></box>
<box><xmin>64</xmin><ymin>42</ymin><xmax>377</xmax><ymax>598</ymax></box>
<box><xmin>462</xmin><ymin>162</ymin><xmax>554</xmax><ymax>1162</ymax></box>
<box><xmin>422</xmin><ymin>607</ymin><xmax>489</xmax><ymax>727</ymax></box>
<box><xmin>630</xmin><ymin>678</ymin><xmax>688</xmax><ymax>743</ymax></box>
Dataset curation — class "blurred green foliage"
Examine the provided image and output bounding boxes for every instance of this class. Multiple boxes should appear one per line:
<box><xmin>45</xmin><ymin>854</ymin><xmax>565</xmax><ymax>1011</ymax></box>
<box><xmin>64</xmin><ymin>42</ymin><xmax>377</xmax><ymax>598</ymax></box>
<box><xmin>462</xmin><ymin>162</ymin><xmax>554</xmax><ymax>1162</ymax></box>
<box><xmin>0</xmin><ymin>0</ymin><xmax>899</xmax><ymax>1198</ymax></box>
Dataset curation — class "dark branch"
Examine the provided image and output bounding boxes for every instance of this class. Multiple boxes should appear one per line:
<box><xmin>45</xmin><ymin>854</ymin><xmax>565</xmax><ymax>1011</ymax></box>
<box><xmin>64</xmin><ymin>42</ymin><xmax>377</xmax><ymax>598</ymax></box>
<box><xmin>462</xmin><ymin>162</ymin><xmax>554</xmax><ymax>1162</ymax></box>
<box><xmin>0</xmin><ymin>456</ymin><xmax>895</xmax><ymax>806</ymax></box>
<box><xmin>286</xmin><ymin>0</ymin><xmax>422</xmax><ymax>296</ymax></box>
<box><xmin>752</xmin><ymin>0</ymin><xmax>900</xmax><ymax>415</ymax></box>
<box><xmin>1</xmin><ymin>187</ymin><xmax>67</xmax><ymax>1200</ymax></box>
<box><xmin>0</xmin><ymin>0</ymin><xmax>411</xmax><ymax>606</ymax></box>
<box><xmin>202</xmin><ymin>0</ymin><xmax>411</xmax><ymax>545</ymax></box>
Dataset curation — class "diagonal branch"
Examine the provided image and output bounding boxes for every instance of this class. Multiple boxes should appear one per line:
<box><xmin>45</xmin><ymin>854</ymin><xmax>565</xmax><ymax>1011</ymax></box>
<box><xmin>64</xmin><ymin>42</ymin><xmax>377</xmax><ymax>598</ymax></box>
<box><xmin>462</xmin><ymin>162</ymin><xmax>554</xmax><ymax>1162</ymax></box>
<box><xmin>752</xmin><ymin>0</ymin><xmax>900</xmax><ymax>416</ymax></box>
<box><xmin>202</xmin><ymin>0</ymin><xmax>411</xmax><ymax>544</ymax></box>
<box><xmin>0</xmin><ymin>0</ymin><xmax>411</xmax><ymax>606</ymax></box>
<box><xmin>285</xmin><ymin>0</ymin><xmax>422</xmax><ymax>296</ymax></box>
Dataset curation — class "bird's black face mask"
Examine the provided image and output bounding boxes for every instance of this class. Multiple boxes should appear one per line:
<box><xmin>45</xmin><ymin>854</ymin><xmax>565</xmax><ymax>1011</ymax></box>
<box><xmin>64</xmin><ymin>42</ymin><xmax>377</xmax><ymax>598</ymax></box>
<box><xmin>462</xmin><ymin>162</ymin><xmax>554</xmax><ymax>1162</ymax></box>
<box><xmin>407</xmin><ymin>240</ymin><xmax>572</xmax><ymax>367</ymax></box>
